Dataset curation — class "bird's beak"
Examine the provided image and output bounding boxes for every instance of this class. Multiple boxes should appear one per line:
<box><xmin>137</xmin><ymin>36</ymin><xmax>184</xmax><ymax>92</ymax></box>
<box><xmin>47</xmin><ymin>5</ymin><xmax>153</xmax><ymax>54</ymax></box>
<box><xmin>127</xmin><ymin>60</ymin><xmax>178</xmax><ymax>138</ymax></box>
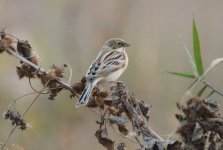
<box><xmin>124</xmin><ymin>43</ymin><xmax>131</xmax><ymax>47</ymax></box>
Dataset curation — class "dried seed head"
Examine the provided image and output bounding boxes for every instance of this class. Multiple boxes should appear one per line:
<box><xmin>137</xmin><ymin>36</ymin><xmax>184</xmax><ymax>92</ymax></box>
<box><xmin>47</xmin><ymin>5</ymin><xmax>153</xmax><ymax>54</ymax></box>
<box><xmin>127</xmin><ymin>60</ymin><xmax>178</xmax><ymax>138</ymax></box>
<box><xmin>40</xmin><ymin>65</ymin><xmax>65</xmax><ymax>100</ymax></box>
<box><xmin>0</xmin><ymin>37</ymin><xmax>13</xmax><ymax>53</ymax></box>
<box><xmin>16</xmin><ymin>64</ymin><xmax>36</xmax><ymax>79</ymax></box>
<box><xmin>95</xmin><ymin>129</ymin><xmax>114</xmax><ymax>150</ymax></box>
<box><xmin>86</xmin><ymin>99</ymin><xmax>98</xmax><ymax>108</ymax></box>
<box><xmin>71</xmin><ymin>82</ymin><xmax>85</xmax><ymax>95</ymax></box>
<box><xmin>175</xmin><ymin>97</ymin><xmax>223</xmax><ymax>149</ymax></box>
<box><xmin>138</xmin><ymin>100</ymin><xmax>150</xmax><ymax>120</ymax></box>
<box><xmin>40</xmin><ymin>65</ymin><xmax>64</xmax><ymax>85</ymax></box>
<box><xmin>90</xmin><ymin>87</ymin><xmax>110</xmax><ymax>108</ymax></box>
<box><xmin>3</xmin><ymin>108</ymin><xmax>27</xmax><ymax>130</ymax></box>
<box><xmin>17</xmin><ymin>40</ymin><xmax>38</xmax><ymax>65</ymax></box>
<box><xmin>70</xmin><ymin>77</ymin><xmax>88</xmax><ymax>98</ymax></box>
<box><xmin>17</xmin><ymin>41</ymin><xmax>32</xmax><ymax>58</ymax></box>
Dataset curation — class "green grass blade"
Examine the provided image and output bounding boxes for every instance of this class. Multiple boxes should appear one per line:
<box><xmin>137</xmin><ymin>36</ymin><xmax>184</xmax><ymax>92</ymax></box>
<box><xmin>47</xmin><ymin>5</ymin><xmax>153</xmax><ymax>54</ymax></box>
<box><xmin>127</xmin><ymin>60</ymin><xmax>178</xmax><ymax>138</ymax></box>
<box><xmin>182</xmin><ymin>41</ymin><xmax>199</xmax><ymax>77</ymax></box>
<box><xmin>197</xmin><ymin>85</ymin><xmax>208</xmax><ymax>96</ymax></box>
<box><xmin>187</xmin><ymin>58</ymin><xmax>223</xmax><ymax>94</ymax></box>
<box><xmin>193</xmin><ymin>19</ymin><xmax>204</xmax><ymax>76</ymax></box>
<box><xmin>167</xmin><ymin>71</ymin><xmax>196</xmax><ymax>78</ymax></box>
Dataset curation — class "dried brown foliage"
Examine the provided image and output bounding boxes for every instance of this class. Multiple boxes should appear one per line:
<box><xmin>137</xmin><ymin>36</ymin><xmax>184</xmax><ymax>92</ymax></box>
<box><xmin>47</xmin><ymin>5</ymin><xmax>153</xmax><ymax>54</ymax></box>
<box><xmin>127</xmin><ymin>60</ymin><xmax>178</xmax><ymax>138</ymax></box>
<box><xmin>16</xmin><ymin>64</ymin><xmax>36</xmax><ymax>79</ymax></box>
<box><xmin>167</xmin><ymin>97</ymin><xmax>223</xmax><ymax>150</ymax></box>
<box><xmin>40</xmin><ymin>65</ymin><xmax>65</xmax><ymax>100</ymax></box>
<box><xmin>117</xmin><ymin>143</ymin><xmax>126</xmax><ymax>150</ymax></box>
<box><xmin>0</xmin><ymin>37</ymin><xmax>13</xmax><ymax>53</ymax></box>
<box><xmin>0</xmin><ymin>28</ymin><xmax>13</xmax><ymax>53</ymax></box>
<box><xmin>17</xmin><ymin>40</ymin><xmax>38</xmax><ymax>65</ymax></box>
<box><xmin>15</xmin><ymin>41</ymin><xmax>39</xmax><ymax>79</ymax></box>
<box><xmin>91</xmin><ymin>82</ymin><xmax>165</xmax><ymax>150</ymax></box>
<box><xmin>71</xmin><ymin>77</ymin><xmax>86</xmax><ymax>95</ymax></box>
<box><xmin>95</xmin><ymin>129</ymin><xmax>114</xmax><ymax>150</ymax></box>
<box><xmin>3</xmin><ymin>108</ymin><xmax>27</xmax><ymax>130</ymax></box>
<box><xmin>1</xmin><ymin>28</ymin><xmax>223</xmax><ymax>150</ymax></box>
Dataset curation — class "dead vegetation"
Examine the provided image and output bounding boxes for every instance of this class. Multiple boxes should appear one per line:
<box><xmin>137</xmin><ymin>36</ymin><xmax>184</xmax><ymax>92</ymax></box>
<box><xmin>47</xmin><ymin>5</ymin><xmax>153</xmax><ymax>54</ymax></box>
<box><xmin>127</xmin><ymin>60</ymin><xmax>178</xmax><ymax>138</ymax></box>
<box><xmin>0</xmin><ymin>28</ymin><xmax>222</xmax><ymax>150</ymax></box>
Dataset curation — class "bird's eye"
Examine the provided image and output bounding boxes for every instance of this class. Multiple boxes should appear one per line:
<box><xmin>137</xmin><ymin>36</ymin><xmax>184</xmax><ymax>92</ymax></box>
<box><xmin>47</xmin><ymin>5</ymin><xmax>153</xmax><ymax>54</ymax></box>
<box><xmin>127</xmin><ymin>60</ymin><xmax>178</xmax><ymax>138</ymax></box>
<box><xmin>117</xmin><ymin>42</ymin><xmax>122</xmax><ymax>46</ymax></box>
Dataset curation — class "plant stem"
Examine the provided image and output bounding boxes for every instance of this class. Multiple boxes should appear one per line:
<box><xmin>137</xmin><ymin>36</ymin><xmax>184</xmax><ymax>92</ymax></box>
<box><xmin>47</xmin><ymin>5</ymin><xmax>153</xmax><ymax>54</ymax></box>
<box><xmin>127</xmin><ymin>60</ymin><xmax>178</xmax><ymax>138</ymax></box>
<box><xmin>7</xmin><ymin>47</ymin><xmax>75</xmax><ymax>93</ymax></box>
<box><xmin>201</xmin><ymin>80</ymin><xmax>223</xmax><ymax>97</ymax></box>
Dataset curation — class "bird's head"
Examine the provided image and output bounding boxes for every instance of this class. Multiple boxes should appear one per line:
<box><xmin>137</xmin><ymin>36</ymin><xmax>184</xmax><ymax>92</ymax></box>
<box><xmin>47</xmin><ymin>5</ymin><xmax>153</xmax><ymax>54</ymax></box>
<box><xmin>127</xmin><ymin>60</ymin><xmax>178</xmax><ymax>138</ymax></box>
<box><xmin>104</xmin><ymin>38</ymin><xmax>130</xmax><ymax>50</ymax></box>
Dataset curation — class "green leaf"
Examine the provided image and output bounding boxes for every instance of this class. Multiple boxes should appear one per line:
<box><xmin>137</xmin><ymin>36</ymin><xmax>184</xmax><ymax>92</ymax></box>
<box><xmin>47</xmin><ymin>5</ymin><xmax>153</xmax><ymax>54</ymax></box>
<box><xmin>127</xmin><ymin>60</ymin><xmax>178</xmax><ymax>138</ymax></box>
<box><xmin>193</xmin><ymin>19</ymin><xmax>204</xmax><ymax>76</ymax></box>
<box><xmin>197</xmin><ymin>85</ymin><xmax>208</xmax><ymax>97</ymax></box>
<box><xmin>167</xmin><ymin>71</ymin><xmax>196</xmax><ymax>78</ymax></box>
<box><xmin>182</xmin><ymin>41</ymin><xmax>199</xmax><ymax>77</ymax></box>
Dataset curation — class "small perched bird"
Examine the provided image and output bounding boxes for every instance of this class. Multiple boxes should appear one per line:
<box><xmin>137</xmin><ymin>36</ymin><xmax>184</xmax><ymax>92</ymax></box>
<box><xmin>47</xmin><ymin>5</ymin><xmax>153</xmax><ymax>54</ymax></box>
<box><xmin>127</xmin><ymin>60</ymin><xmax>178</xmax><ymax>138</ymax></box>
<box><xmin>76</xmin><ymin>38</ymin><xmax>130</xmax><ymax>108</ymax></box>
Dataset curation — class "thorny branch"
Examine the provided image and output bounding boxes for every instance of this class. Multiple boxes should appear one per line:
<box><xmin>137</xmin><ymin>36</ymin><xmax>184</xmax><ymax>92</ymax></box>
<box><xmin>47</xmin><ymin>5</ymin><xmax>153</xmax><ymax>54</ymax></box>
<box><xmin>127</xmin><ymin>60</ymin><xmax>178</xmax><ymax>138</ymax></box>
<box><xmin>7</xmin><ymin>48</ymin><xmax>75</xmax><ymax>93</ymax></box>
<box><xmin>0</xmin><ymin>29</ymin><xmax>163</xmax><ymax>150</ymax></box>
<box><xmin>0</xmin><ymin>28</ymin><xmax>223</xmax><ymax>150</ymax></box>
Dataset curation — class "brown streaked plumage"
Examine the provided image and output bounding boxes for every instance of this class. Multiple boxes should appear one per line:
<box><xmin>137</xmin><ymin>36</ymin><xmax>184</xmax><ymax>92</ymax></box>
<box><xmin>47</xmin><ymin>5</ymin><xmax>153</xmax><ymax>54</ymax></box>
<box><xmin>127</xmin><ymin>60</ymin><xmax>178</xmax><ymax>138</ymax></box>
<box><xmin>76</xmin><ymin>38</ymin><xmax>130</xmax><ymax>108</ymax></box>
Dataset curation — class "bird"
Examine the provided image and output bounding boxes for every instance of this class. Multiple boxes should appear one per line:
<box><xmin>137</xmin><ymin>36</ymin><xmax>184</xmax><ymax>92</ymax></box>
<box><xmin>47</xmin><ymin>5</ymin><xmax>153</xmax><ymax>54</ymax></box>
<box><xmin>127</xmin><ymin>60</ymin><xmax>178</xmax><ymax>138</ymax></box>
<box><xmin>76</xmin><ymin>38</ymin><xmax>130</xmax><ymax>108</ymax></box>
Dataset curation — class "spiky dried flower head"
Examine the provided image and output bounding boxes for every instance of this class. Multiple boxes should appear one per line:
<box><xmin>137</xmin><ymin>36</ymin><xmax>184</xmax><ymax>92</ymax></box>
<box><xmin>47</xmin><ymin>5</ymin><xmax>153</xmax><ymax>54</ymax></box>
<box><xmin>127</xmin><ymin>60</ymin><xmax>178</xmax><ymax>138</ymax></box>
<box><xmin>17</xmin><ymin>40</ymin><xmax>38</xmax><ymax>65</ymax></box>
<box><xmin>0</xmin><ymin>28</ymin><xmax>13</xmax><ymax>53</ymax></box>
<box><xmin>16</xmin><ymin>64</ymin><xmax>36</xmax><ymax>79</ymax></box>
<box><xmin>40</xmin><ymin>65</ymin><xmax>65</xmax><ymax>100</ymax></box>
<box><xmin>3</xmin><ymin>108</ymin><xmax>27</xmax><ymax>130</ymax></box>
<box><xmin>175</xmin><ymin>97</ymin><xmax>223</xmax><ymax>150</ymax></box>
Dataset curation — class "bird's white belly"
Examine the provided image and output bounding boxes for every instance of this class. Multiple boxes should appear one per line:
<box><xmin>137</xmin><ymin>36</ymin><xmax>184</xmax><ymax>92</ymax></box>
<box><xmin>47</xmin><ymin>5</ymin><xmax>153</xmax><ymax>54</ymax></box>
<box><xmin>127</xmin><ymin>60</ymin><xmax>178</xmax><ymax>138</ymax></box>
<box><xmin>103</xmin><ymin>67</ymin><xmax>125</xmax><ymax>82</ymax></box>
<box><xmin>98</xmin><ymin>49</ymin><xmax>128</xmax><ymax>84</ymax></box>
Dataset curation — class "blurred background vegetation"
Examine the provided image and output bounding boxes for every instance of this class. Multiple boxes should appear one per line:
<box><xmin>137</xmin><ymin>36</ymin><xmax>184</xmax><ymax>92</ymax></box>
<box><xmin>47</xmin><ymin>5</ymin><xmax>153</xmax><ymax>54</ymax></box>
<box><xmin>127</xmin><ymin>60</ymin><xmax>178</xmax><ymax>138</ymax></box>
<box><xmin>0</xmin><ymin>0</ymin><xmax>223</xmax><ymax>149</ymax></box>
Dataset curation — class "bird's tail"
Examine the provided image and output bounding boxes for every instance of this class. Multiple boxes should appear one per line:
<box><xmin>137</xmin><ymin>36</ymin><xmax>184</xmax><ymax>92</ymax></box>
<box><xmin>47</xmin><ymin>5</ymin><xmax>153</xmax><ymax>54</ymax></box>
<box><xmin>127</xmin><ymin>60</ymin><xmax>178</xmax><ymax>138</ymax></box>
<box><xmin>76</xmin><ymin>82</ymin><xmax>93</xmax><ymax>108</ymax></box>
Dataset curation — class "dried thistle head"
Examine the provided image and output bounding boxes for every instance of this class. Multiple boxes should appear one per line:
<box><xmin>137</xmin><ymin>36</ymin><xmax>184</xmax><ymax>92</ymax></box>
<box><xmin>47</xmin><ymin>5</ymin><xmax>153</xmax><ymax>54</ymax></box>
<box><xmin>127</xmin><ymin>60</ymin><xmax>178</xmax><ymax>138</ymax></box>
<box><xmin>71</xmin><ymin>82</ymin><xmax>85</xmax><ymax>95</ymax></box>
<box><xmin>17</xmin><ymin>40</ymin><xmax>38</xmax><ymax>65</ymax></box>
<box><xmin>175</xmin><ymin>97</ymin><xmax>223</xmax><ymax>149</ymax></box>
<box><xmin>85</xmin><ymin>87</ymin><xmax>109</xmax><ymax>109</ymax></box>
<box><xmin>184</xmin><ymin>97</ymin><xmax>219</xmax><ymax>119</ymax></box>
<box><xmin>40</xmin><ymin>65</ymin><xmax>64</xmax><ymax>85</ymax></box>
<box><xmin>17</xmin><ymin>41</ymin><xmax>32</xmax><ymax>59</ymax></box>
<box><xmin>0</xmin><ymin>37</ymin><xmax>13</xmax><ymax>53</ymax></box>
<box><xmin>16</xmin><ymin>64</ymin><xmax>36</xmax><ymax>79</ymax></box>
<box><xmin>0</xmin><ymin>27</ymin><xmax>15</xmax><ymax>54</ymax></box>
<box><xmin>95</xmin><ymin>129</ymin><xmax>114</xmax><ymax>150</ymax></box>
<box><xmin>3</xmin><ymin>108</ymin><xmax>27</xmax><ymax>130</ymax></box>
<box><xmin>93</xmin><ymin>88</ymin><xmax>109</xmax><ymax>108</ymax></box>
<box><xmin>40</xmin><ymin>65</ymin><xmax>65</xmax><ymax>100</ymax></box>
<box><xmin>15</xmin><ymin>41</ymin><xmax>39</xmax><ymax>79</ymax></box>
<box><xmin>70</xmin><ymin>76</ymin><xmax>87</xmax><ymax>98</ymax></box>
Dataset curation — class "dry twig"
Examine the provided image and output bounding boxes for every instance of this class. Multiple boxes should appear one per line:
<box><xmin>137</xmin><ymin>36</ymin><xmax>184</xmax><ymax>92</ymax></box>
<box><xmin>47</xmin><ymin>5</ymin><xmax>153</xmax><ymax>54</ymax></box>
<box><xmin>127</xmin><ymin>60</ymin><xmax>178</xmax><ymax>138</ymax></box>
<box><xmin>1</xmin><ymin>28</ymin><xmax>223</xmax><ymax>150</ymax></box>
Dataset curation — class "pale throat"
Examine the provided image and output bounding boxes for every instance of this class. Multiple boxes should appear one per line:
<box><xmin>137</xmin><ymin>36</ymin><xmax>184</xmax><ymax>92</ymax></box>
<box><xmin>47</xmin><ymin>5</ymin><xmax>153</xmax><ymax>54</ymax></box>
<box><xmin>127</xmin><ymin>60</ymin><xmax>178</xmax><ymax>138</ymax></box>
<box><xmin>115</xmin><ymin>47</ymin><xmax>125</xmax><ymax>53</ymax></box>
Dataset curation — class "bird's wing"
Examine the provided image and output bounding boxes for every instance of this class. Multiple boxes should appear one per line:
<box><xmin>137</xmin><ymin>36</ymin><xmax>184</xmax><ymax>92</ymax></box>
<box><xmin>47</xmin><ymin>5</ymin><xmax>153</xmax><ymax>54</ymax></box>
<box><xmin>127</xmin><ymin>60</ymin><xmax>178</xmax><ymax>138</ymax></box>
<box><xmin>86</xmin><ymin>50</ymin><xmax>125</xmax><ymax>81</ymax></box>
